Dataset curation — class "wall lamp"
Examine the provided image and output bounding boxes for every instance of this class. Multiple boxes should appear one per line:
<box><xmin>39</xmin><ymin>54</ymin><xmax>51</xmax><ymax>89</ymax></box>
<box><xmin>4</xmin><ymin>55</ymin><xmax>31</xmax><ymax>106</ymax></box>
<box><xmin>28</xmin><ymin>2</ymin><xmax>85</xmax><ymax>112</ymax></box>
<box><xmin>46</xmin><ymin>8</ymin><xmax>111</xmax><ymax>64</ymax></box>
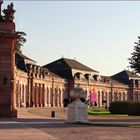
<box><xmin>3</xmin><ymin>75</ymin><xmax>8</xmax><ymax>85</ymax></box>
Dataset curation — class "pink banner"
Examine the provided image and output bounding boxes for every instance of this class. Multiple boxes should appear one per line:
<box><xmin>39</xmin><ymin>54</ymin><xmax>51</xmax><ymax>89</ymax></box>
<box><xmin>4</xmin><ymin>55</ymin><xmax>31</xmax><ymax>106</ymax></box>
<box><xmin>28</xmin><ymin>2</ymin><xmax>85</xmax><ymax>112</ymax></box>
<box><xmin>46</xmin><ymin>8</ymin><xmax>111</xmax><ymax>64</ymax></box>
<box><xmin>89</xmin><ymin>92</ymin><xmax>97</xmax><ymax>102</ymax></box>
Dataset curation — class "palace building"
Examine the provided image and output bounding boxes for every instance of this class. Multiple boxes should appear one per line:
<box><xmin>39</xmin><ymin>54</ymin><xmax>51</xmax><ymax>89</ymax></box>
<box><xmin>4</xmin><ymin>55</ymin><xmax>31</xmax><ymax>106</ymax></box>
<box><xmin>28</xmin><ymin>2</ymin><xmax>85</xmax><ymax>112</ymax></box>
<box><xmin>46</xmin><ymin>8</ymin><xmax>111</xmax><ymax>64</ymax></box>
<box><xmin>0</xmin><ymin>2</ymin><xmax>140</xmax><ymax>117</ymax></box>
<box><xmin>15</xmin><ymin>52</ymin><xmax>140</xmax><ymax>109</ymax></box>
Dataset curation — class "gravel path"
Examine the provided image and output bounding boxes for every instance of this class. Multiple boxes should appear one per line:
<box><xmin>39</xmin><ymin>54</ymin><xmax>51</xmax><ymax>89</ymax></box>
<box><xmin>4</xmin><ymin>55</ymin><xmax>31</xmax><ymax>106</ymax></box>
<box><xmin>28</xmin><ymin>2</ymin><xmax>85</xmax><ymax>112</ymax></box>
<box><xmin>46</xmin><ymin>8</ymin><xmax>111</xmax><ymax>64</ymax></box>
<box><xmin>17</xmin><ymin>107</ymin><xmax>140</xmax><ymax>140</ymax></box>
<box><xmin>40</xmin><ymin>124</ymin><xmax>140</xmax><ymax>140</ymax></box>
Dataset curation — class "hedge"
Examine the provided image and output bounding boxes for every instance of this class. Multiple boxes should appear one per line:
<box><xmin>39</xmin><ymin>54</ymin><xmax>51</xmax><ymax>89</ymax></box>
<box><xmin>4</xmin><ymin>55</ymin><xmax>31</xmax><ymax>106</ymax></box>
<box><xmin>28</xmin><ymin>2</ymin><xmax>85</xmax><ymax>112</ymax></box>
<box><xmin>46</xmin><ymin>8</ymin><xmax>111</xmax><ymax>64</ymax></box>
<box><xmin>127</xmin><ymin>101</ymin><xmax>140</xmax><ymax>116</ymax></box>
<box><xmin>109</xmin><ymin>101</ymin><xmax>129</xmax><ymax>114</ymax></box>
<box><xmin>109</xmin><ymin>101</ymin><xmax>140</xmax><ymax>115</ymax></box>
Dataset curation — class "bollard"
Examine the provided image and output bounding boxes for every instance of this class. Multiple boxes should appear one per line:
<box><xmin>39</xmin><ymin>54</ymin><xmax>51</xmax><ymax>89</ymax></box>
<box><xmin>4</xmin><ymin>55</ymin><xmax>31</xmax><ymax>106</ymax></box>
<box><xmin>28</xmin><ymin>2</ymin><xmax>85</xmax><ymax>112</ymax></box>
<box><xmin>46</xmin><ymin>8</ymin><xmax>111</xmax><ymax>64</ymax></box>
<box><xmin>51</xmin><ymin>111</ymin><xmax>55</xmax><ymax>118</ymax></box>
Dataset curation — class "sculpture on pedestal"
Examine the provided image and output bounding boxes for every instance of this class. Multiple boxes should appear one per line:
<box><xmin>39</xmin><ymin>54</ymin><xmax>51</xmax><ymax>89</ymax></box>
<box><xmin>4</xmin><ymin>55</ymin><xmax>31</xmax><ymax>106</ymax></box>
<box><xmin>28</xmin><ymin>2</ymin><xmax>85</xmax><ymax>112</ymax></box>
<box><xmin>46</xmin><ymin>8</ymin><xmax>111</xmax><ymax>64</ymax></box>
<box><xmin>67</xmin><ymin>85</ymin><xmax>88</xmax><ymax>123</ymax></box>
<box><xmin>3</xmin><ymin>2</ymin><xmax>15</xmax><ymax>22</ymax></box>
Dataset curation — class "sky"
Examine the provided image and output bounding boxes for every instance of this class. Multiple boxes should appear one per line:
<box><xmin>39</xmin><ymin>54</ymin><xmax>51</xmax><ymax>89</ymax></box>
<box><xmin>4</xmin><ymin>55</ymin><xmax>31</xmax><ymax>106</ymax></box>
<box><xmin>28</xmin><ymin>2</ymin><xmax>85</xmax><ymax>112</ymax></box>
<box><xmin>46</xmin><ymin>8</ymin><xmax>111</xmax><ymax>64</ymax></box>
<box><xmin>3</xmin><ymin>0</ymin><xmax>140</xmax><ymax>76</ymax></box>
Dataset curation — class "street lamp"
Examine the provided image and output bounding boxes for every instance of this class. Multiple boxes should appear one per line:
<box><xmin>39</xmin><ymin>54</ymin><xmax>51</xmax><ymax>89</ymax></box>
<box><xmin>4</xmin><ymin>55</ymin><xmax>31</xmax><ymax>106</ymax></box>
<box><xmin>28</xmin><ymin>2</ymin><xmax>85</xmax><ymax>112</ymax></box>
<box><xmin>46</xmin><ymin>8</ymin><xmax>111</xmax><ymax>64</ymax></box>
<box><xmin>3</xmin><ymin>75</ymin><xmax>8</xmax><ymax>85</ymax></box>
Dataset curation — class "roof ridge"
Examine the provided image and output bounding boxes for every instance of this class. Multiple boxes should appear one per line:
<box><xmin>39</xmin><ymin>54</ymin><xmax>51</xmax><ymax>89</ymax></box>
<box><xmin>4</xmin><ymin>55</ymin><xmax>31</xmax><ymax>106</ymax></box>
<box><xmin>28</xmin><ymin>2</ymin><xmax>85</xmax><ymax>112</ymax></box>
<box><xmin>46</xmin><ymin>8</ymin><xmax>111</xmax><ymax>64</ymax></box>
<box><xmin>62</xmin><ymin>57</ymin><xmax>98</xmax><ymax>73</ymax></box>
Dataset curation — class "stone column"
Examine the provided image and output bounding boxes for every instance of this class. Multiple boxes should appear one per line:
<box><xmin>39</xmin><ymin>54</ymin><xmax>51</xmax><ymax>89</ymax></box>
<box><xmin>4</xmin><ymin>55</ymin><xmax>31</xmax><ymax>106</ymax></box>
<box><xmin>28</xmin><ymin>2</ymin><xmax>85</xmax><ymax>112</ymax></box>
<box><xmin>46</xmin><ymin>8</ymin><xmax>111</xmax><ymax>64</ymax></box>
<box><xmin>53</xmin><ymin>88</ymin><xmax>56</xmax><ymax>107</ymax></box>
<box><xmin>120</xmin><ymin>92</ymin><xmax>123</xmax><ymax>101</ymax></box>
<box><xmin>48</xmin><ymin>86</ymin><xmax>51</xmax><ymax>107</ymax></box>
<box><xmin>41</xmin><ymin>84</ymin><xmax>44</xmax><ymax>107</ymax></box>
<box><xmin>15</xmin><ymin>82</ymin><xmax>18</xmax><ymax>108</ymax></box>
<box><xmin>57</xmin><ymin>88</ymin><xmax>60</xmax><ymax>107</ymax></box>
<box><xmin>99</xmin><ymin>91</ymin><xmax>102</xmax><ymax>107</ymax></box>
<box><xmin>31</xmin><ymin>82</ymin><xmax>34</xmax><ymax>107</ymax></box>
<box><xmin>24</xmin><ymin>84</ymin><xmax>26</xmax><ymax>107</ymax></box>
<box><xmin>38</xmin><ymin>84</ymin><xmax>41</xmax><ymax>107</ymax></box>
<box><xmin>17</xmin><ymin>83</ymin><xmax>21</xmax><ymax>108</ymax></box>
<box><xmin>112</xmin><ymin>91</ymin><xmax>114</xmax><ymax>102</ymax></box>
<box><xmin>106</xmin><ymin>92</ymin><xmax>109</xmax><ymax>108</ymax></box>
<box><xmin>56</xmin><ymin>88</ymin><xmax>59</xmax><ymax>107</ymax></box>
<box><xmin>60</xmin><ymin>88</ymin><xmax>64</xmax><ymax>107</ymax></box>
<box><xmin>44</xmin><ymin>85</ymin><xmax>47</xmax><ymax>107</ymax></box>
<box><xmin>39</xmin><ymin>84</ymin><xmax>42</xmax><ymax>107</ymax></box>
<box><xmin>33</xmin><ymin>83</ymin><xmax>36</xmax><ymax>107</ymax></box>
<box><xmin>52</xmin><ymin>88</ymin><xmax>55</xmax><ymax>107</ymax></box>
<box><xmin>35</xmin><ymin>83</ymin><xmax>38</xmax><ymax>107</ymax></box>
<box><xmin>32</xmin><ymin>83</ymin><xmax>35</xmax><ymax>107</ymax></box>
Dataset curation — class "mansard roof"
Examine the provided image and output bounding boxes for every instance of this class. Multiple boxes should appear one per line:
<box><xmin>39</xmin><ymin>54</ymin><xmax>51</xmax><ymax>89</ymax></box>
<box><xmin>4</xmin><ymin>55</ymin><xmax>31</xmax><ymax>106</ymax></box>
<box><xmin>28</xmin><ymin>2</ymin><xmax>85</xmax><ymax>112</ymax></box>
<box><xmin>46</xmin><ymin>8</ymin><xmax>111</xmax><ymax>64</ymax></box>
<box><xmin>63</xmin><ymin>58</ymin><xmax>98</xmax><ymax>72</ymax></box>
<box><xmin>124</xmin><ymin>70</ymin><xmax>140</xmax><ymax>79</ymax></box>
<box><xmin>100</xmin><ymin>75</ymin><xmax>127</xmax><ymax>86</ymax></box>
<box><xmin>111</xmin><ymin>70</ymin><xmax>140</xmax><ymax>84</ymax></box>
<box><xmin>15</xmin><ymin>51</ymin><xmax>36</xmax><ymax>71</ymax></box>
<box><xmin>43</xmin><ymin>57</ymin><xmax>99</xmax><ymax>79</ymax></box>
<box><xmin>44</xmin><ymin>58</ymin><xmax>98</xmax><ymax>72</ymax></box>
<box><xmin>15</xmin><ymin>51</ymin><xmax>36</xmax><ymax>64</ymax></box>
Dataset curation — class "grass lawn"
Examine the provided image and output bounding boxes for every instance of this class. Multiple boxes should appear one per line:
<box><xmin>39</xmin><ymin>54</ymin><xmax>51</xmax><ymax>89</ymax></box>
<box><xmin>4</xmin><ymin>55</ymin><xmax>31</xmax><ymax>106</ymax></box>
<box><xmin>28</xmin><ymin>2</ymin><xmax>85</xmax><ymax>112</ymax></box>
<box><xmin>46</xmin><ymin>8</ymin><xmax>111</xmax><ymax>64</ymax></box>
<box><xmin>88</xmin><ymin>108</ymin><xmax>128</xmax><ymax>116</ymax></box>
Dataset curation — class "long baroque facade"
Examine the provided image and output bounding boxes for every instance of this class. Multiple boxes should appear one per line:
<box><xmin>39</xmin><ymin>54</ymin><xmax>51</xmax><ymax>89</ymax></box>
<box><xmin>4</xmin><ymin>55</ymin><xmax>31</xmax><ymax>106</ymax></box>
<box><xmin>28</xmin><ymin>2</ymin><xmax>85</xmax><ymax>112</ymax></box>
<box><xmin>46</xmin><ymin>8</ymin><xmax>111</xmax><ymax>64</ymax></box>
<box><xmin>14</xmin><ymin>54</ymin><xmax>140</xmax><ymax>109</ymax></box>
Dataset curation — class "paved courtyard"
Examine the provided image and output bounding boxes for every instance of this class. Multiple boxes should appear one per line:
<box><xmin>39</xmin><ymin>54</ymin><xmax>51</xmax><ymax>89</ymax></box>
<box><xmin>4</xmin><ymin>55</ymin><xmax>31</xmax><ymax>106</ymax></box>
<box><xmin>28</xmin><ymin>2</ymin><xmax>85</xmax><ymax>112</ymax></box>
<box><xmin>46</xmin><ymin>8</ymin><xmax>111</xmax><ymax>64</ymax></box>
<box><xmin>0</xmin><ymin>107</ymin><xmax>140</xmax><ymax>140</ymax></box>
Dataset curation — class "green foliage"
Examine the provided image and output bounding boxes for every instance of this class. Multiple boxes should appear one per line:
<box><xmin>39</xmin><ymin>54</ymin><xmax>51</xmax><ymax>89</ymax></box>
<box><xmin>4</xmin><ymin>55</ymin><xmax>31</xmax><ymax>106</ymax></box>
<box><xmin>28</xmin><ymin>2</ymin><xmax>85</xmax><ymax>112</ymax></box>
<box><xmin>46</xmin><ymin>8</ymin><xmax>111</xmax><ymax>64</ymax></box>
<box><xmin>109</xmin><ymin>101</ymin><xmax>140</xmax><ymax>116</ymax></box>
<box><xmin>127</xmin><ymin>101</ymin><xmax>140</xmax><ymax>116</ymax></box>
<box><xmin>16</xmin><ymin>31</ymin><xmax>26</xmax><ymax>52</ymax></box>
<box><xmin>88</xmin><ymin>108</ymin><xmax>110</xmax><ymax>116</ymax></box>
<box><xmin>128</xmin><ymin>36</ymin><xmax>140</xmax><ymax>74</ymax></box>
<box><xmin>109</xmin><ymin>101</ymin><xmax>129</xmax><ymax>114</ymax></box>
<box><xmin>88</xmin><ymin>108</ymin><xmax>127</xmax><ymax>116</ymax></box>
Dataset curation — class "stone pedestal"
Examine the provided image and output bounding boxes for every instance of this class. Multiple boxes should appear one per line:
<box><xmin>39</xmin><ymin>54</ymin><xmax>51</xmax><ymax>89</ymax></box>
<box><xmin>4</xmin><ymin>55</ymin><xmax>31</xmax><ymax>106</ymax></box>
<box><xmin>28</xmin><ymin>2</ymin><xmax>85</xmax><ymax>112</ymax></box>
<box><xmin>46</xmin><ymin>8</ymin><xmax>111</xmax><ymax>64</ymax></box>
<box><xmin>67</xmin><ymin>99</ymin><xmax>88</xmax><ymax>123</ymax></box>
<box><xmin>0</xmin><ymin>28</ymin><xmax>17</xmax><ymax>117</ymax></box>
<box><xmin>67</xmin><ymin>85</ymin><xmax>88</xmax><ymax>123</ymax></box>
<box><xmin>0</xmin><ymin>2</ymin><xmax>17</xmax><ymax>118</ymax></box>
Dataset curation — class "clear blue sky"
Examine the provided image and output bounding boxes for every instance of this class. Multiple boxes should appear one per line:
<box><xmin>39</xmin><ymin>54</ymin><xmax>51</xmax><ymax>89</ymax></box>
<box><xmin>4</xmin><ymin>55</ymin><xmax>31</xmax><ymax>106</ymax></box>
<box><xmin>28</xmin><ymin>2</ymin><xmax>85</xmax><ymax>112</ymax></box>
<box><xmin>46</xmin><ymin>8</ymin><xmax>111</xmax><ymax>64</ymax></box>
<box><xmin>3</xmin><ymin>1</ymin><xmax>140</xmax><ymax>76</ymax></box>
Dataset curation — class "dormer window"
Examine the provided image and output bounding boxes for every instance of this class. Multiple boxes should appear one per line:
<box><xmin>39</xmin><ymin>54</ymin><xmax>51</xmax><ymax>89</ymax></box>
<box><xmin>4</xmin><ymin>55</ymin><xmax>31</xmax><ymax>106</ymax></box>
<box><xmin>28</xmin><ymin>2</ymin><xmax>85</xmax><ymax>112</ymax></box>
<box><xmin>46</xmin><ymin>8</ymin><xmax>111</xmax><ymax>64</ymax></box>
<box><xmin>74</xmin><ymin>72</ymin><xmax>81</xmax><ymax>80</ymax></box>
<box><xmin>93</xmin><ymin>75</ymin><xmax>99</xmax><ymax>81</ymax></box>
<box><xmin>84</xmin><ymin>74</ymin><xmax>90</xmax><ymax>81</ymax></box>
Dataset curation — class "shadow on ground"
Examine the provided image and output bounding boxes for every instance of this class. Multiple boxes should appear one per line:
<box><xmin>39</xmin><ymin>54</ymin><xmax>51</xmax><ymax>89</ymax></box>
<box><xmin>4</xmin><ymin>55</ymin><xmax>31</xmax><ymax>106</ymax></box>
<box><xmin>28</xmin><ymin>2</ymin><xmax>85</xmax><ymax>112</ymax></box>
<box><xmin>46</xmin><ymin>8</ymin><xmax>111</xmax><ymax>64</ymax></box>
<box><xmin>0</xmin><ymin>117</ymin><xmax>140</xmax><ymax>129</ymax></box>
